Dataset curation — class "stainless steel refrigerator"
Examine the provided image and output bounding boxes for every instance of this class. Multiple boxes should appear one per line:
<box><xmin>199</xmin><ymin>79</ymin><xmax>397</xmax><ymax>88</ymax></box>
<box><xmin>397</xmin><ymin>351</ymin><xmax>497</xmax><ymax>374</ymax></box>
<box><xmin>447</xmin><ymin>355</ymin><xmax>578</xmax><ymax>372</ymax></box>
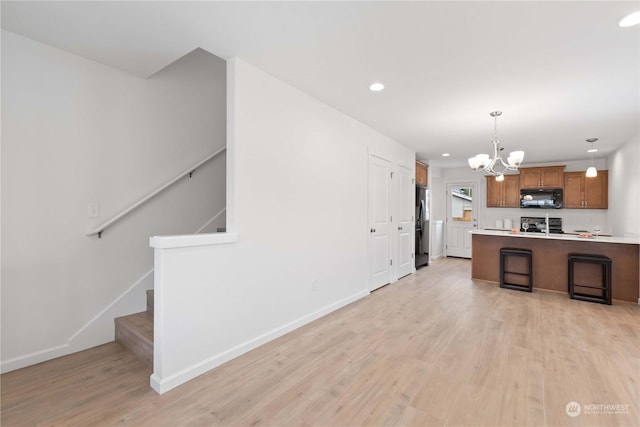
<box><xmin>415</xmin><ymin>186</ymin><xmax>429</xmax><ymax>268</ymax></box>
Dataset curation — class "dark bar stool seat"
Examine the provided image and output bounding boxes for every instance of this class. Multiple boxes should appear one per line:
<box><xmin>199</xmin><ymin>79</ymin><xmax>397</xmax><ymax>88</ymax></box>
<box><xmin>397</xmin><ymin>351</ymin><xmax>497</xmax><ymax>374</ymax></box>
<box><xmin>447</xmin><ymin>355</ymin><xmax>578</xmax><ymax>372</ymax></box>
<box><xmin>568</xmin><ymin>253</ymin><xmax>612</xmax><ymax>305</ymax></box>
<box><xmin>500</xmin><ymin>248</ymin><xmax>533</xmax><ymax>292</ymax></box>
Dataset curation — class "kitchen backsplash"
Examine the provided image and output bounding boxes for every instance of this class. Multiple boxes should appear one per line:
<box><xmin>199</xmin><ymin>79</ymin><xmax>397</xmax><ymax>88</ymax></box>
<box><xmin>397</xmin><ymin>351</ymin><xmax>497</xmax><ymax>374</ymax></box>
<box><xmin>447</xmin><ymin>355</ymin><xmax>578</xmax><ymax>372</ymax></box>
<box><xmin>483</xmin><ymin>208</ymin><xmax>608</xmax><ymax>234</ymax></box>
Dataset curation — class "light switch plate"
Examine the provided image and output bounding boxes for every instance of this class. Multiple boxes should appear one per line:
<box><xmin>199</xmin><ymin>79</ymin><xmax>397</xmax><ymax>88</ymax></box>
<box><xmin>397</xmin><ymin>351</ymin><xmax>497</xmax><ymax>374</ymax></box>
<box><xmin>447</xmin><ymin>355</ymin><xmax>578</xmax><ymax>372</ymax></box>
<box><xmin>87</xmin><ymin>202</ymin><xmax>100</xmax><ymax>218</ymax></box>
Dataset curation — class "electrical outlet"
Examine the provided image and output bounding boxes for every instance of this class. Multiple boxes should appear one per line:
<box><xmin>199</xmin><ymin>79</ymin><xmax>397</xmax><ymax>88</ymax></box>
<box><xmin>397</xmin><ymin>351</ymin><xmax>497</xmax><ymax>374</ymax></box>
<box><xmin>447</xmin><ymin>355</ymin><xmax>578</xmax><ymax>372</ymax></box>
<box><xmin>311</xmin><ymin>279</ymin><xmax>318</xmax><ymax>291</ymax></box>
<box><xmin>87</xmin><ymin>202</ymin><xmax>100</xmax><ymax>218</ymax></box>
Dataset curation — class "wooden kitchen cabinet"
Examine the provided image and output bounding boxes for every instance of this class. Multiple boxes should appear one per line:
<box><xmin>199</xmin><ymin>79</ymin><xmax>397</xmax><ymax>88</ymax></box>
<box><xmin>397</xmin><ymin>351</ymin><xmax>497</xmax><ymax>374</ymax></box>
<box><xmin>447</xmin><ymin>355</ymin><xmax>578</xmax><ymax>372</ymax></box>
<box><xmin>564</xmin><ymin>170</ymin><xmax>608</xmax><ymax>209</ymax></box>
<box><xmin>416</xmin><ymin>162</ymin><xmax>428</xmax><ymax>187</ymax></box>
<box><xmin>486</xmin><ymin>174</ymin><xmax>520</xmax><ymax>207</ymax></box>
<box><xmin>519</xmin><ymin>166</ymin><xmax>565</xmax><ymax>189</ymax></box>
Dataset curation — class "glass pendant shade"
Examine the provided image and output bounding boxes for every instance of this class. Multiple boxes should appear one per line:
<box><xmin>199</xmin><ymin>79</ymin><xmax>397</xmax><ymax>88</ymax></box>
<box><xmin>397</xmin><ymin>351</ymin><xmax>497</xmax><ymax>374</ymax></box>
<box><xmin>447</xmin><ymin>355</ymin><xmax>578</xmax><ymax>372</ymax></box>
<box><xmin>468</xmin><ymin>157</ymin><xmax>481</xmax><ymax>169</ymax></box>
<box><xmin>507</xmin><ymin>151</ymin><xmax>525</xmax><ymax>166</ymax></box>
<box><xmin>585</xmin><ymin>139</ymin><xmax>598</xmax><ymax>178</ymax></box>
<box><xmin>468</xmin><ymin>153</ymin><xmax>490</xmax><ymax>170</ymax></box>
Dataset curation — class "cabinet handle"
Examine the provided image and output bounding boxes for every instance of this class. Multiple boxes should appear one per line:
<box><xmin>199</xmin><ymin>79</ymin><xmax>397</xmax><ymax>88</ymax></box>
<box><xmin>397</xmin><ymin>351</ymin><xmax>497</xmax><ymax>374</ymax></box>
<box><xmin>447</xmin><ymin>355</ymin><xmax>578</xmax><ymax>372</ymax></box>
<box><xmin>398</xmin><ymin>226</ymin><xmax>403</xmax><ymax>231</ymax></box>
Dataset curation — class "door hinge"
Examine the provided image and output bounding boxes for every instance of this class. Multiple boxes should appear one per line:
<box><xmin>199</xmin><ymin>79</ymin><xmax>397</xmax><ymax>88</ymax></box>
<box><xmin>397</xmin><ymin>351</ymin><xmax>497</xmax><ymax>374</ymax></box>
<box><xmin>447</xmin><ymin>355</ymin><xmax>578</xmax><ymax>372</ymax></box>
<box><xmin>390</xmin><ymin>216</ymin><xmax>393</xmax><ymax>222</ymax></box>
<box><xmin>411</xmin><ymin>253</ymin><xmax>414</xmax><ymax>258</ymax></box>
<box><xmin>390</xmin><ymin>259</ymin><xmax>393</xmax><ymax>266</ymax></box>
<box><xmin>390</xmin><ymin>172</ymin><xmax>394</xmax><ymax>178</ymax></box>
<box><xmin>412</xmin><ymin>178</ymin><xmax>415</xmax><ymax>184</ymax></box>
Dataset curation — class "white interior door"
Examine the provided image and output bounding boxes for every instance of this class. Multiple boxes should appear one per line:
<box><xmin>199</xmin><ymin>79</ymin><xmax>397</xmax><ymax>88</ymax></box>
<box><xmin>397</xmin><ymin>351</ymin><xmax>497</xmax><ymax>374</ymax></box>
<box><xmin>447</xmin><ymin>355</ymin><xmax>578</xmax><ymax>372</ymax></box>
<box><xmin>446</xmin><ymin>183</ymin><xmax>477</xmax><ymax>258</ymax></box>
<box><xmin>368</xmin><ymin>155</ymin><xmax>391</xmax><ymax>290</ymax></box>
<box><xmin>396</xmin><ymin>165</ymin><xmax>413</xmax><ymax>278</ymax></box>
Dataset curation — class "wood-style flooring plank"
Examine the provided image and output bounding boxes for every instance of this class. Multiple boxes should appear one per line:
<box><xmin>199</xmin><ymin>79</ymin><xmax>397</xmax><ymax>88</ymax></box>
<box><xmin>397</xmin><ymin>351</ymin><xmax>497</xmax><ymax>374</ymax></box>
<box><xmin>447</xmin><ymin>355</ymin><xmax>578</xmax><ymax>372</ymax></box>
<box><xmin>2</xmin><ymin>258</ymin><xmax>638</xmax><ymax>426</ymax></box>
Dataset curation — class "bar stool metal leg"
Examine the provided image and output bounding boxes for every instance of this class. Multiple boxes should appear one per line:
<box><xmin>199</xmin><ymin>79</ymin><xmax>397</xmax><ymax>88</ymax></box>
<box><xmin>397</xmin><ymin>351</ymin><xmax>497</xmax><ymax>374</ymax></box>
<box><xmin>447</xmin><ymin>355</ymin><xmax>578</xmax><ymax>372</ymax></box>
<box><xmin>500</xmin><ymin>248</ymin><xmax>533</xmax><ymax>292</ymax></box>
<box><xmin>568</xmin><ymin>253</ymin><xmax>612</xmax><ymax>305</ymax></box>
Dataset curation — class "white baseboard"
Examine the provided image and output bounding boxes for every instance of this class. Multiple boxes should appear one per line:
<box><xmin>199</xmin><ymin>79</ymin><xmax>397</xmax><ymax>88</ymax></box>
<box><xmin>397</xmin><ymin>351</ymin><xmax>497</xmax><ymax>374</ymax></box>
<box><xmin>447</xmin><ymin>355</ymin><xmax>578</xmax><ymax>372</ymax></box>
<box><xmin>67</xmin><ymin>271</ymin><xmax>152</xmax><ymax>353</ymax></box>
<box><xmin>1</xmin><ymin>273</ymin><xmax>152</xmax><ymax>374</ymax></box>
<box><xmin>150</xmin><ymin>289</ymin><xmax>369</xmax><ymax>394</ymax></box>
<box><xmin>2</xmin><ymin>210</ymin><xmax>227</xmax><ymax>373</ymax></box>
<box><xmin>0</xmin><ymin>343</ymin><xmax>69</xmax><ymax>373</ymax></box>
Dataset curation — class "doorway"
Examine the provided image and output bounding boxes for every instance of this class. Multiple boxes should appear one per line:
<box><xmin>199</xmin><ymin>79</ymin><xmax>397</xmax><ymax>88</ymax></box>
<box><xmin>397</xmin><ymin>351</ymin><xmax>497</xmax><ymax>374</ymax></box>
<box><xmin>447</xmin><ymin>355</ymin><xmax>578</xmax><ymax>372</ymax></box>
<box><xmin>446</xmin><ymin>183</ymin><xmax>477</xmax><ymax>258</ymax></box>
<box><xmin>368</xmin><ymin>154</ymin><xmax>414</xmax><ymax>291</ymax></box>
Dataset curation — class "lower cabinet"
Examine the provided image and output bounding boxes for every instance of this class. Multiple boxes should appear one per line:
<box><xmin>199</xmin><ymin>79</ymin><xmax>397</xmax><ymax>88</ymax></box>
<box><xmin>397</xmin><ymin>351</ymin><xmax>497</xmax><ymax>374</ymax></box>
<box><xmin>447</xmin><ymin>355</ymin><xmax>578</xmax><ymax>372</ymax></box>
<box><xmin>563</xmin><ymin>171</ymin><xmax>608</xmax><ymax>209</ymax></box>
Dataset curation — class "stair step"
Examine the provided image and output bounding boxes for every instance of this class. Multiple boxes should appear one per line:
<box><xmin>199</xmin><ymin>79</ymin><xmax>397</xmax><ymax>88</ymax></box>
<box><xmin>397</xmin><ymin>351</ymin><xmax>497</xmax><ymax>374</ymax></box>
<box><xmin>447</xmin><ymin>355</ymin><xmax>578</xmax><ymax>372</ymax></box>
<box><xmin>114</xmin><ymin>312</ymin><xmax>153</xmax><ymax>368</ymax></box>
<box><xmin>146</xmin><ymin>289</ymin><xmax>154</xmax><ymax>315</ymax></box>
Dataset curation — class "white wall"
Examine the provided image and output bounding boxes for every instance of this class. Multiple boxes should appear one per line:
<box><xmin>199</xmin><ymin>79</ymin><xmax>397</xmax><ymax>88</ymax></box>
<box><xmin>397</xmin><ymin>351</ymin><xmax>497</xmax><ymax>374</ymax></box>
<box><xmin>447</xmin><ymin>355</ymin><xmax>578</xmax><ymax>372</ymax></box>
<box><xmin>608</xmin><ymin>133</ymin><xmax>640</xmax><ymax>238</ymax></box>
<box><xmin>1</xmin><ymin>31</ymin><xmax>227</xmax><ymax>371</ymax></box>
<box><xmin>149</xmin><ymin>58</ymin><xmax>414</xmax><ymax>394</ymax></box>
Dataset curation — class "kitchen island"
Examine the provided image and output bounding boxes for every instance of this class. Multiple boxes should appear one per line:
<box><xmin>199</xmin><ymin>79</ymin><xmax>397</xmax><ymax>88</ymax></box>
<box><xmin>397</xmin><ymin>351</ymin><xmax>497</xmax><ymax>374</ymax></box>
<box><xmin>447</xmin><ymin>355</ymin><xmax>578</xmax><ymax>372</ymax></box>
<box><xmin>471</xmin><ymin>230</ymin><xmax>639</xmax><ymax>302</ymax></box>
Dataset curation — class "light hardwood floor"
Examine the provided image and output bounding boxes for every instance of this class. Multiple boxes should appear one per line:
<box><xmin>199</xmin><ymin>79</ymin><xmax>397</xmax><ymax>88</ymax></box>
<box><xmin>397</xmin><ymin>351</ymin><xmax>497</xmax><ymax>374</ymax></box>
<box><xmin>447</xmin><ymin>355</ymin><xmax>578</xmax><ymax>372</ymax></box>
<box><xmin>2</xmin><ymin>258</ymin><xmax>639</xmax><ymax>426</ymax></box>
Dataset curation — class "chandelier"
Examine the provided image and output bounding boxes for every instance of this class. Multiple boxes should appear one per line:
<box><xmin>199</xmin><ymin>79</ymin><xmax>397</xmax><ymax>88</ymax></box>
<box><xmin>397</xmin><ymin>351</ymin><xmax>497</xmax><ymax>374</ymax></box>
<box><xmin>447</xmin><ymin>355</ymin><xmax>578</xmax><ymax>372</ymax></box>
<box><xmin>468</xmin><ymin>111</ymin><xmax>525</xmax><ymax>181</ymax></box>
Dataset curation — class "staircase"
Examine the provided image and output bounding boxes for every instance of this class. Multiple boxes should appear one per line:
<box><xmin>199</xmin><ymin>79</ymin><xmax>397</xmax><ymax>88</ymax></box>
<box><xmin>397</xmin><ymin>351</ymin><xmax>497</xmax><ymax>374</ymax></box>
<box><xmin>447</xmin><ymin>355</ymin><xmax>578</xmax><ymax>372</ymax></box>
<box><xmin>114</xmin><ymin>289</ymin><xmax>154</xmax><ymax>368</ymax></box>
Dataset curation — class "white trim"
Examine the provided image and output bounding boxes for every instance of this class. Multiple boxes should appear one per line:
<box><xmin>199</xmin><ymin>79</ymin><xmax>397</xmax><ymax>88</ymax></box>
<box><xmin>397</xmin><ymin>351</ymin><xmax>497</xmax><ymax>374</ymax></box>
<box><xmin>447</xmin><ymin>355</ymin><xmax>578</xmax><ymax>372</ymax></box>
<box><xmin>150</xmin><ymin>232</ymin><xmax>237</xmax><ymax>249</ymax></box>
<box><xmin>3</xmin><ymin>208</ymin><xmax>228</xmax><ymax>372</ymax></box>
<box><xmin>194</xmin><ymin>208</ymin><xmax>226</xmax><ymax>234</ymax></box>
<box><xmin>0</xmin><ymin>344</ymin><xmax>69</xmax><ymax>373</ymax></box>
<box><xmin>225</xmin><ymin>58</ymin><xmax>237</xmax><ymax>234</ymax></box>
<box><xmin>67</xmin><ymin>269</ymin><xmax>154</xmax><ymax>344</ymax></box>
<box><xmin>150</xmin><ymin>289</ymin><xmax>368</xmax><ymax>394</ymax></box>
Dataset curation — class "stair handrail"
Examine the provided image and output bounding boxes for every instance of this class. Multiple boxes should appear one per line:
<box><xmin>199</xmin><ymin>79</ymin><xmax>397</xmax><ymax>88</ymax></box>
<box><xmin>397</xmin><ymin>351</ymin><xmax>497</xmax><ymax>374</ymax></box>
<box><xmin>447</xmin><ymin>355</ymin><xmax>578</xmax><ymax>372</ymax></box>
<box><xmin>86</xmin><ymin>146</ymin><xmax>226</xmax><ymax>238</ymax></box>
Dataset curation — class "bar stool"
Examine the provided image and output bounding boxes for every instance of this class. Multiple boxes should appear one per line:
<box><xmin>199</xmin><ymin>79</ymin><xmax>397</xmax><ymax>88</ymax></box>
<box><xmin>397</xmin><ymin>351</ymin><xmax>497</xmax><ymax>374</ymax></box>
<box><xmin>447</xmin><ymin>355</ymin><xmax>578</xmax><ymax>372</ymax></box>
<box><xmin>568</xmin><ymin>253</ymin><xmax>612</xmax><ymax>305</ymax></box>
<box><xmin>500</xmin><ymin>248</ymin><xmax>533</xmax><ymax>292</ymax></box>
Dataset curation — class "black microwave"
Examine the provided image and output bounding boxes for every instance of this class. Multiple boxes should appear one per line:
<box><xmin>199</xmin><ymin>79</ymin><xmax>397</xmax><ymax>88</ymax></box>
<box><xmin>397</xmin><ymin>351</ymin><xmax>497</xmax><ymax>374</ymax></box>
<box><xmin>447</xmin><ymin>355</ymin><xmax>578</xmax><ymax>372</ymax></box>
<box><xmin>520</xmin><ymin>189</ymin><xmax>563</xmax><ymax>209</ymax></box>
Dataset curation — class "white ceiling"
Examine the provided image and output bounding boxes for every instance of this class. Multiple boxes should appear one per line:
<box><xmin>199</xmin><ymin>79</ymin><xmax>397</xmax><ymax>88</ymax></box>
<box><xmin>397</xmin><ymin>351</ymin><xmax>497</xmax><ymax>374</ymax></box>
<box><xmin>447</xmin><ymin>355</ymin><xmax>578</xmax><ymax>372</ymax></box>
<box><xmin>2</xmin><ymin>1</ymin><xmax>639</xmax><ymax>167</ymax></box>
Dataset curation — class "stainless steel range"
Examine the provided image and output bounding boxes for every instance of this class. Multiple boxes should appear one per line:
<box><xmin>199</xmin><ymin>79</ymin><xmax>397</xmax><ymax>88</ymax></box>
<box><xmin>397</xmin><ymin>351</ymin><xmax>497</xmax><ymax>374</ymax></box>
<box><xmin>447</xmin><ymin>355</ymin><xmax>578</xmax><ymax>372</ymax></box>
<box><xmin>520</xmin><ymin>216</ymin><xmax>563</xmax><ymax>234</ymax></box>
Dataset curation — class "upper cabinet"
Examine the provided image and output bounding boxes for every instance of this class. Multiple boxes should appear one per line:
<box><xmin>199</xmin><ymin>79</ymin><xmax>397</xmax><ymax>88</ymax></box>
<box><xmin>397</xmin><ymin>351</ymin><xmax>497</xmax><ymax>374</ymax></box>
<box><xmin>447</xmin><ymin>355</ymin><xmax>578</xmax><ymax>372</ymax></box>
<box><xmin>564</xmin><ymin>171</ymin><xmax>608</xmax><ymax>209</ymax></box>
<box><xmin>519</xmin><ymin>166</ymin><xmax>565</xmax><ymax>189</ymax></box>
<box><xmin>486</xmin><ymin>174</ymin><xmax>520</xmax><ymax>208</ymax></box>
<box><xmin>416</xmin><ymin>161</ymin><xmax>428</xmax><ymax>187</ymax></box>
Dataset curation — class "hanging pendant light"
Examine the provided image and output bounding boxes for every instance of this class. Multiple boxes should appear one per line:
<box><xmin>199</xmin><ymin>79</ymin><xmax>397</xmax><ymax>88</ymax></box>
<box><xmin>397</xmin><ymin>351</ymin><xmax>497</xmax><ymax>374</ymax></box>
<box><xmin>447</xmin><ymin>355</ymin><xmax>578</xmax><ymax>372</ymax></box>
<box><xmin>468</xmin><ymin>111</ymin><xmax>524</xmax><ymax>179</ymax></box>
<box><xmin>586</xmin><ymin>138</ymin><xmax>598</xmax><ymax>178</ymax></box>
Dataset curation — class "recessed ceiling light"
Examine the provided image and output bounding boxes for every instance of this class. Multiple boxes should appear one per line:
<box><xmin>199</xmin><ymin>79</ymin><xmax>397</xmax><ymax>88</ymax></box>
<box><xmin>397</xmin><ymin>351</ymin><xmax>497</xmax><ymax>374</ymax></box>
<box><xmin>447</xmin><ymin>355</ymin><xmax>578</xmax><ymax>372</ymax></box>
<box><xmin>442</xmin><ymin>153</ymin><xmax>451</xmax><ymax>157</ymax></box>
<box><xmin>619</xmin><ymin>10</ymin><xmax>640</xmax><ymax>27</ymax></box>
<box><xmin>369</xmin><ymin>82</ymin><xmax>384</xmax><ymax>92</ymax></box>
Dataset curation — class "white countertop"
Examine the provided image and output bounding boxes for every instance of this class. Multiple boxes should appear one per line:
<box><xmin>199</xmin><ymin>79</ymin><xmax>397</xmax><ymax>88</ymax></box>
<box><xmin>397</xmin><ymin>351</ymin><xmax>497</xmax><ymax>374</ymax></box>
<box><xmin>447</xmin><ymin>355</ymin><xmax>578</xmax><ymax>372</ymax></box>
<box><xmin>472</xmin><ymin>229</ymin><xmax>640</xmax><ymax>245</ymax></box>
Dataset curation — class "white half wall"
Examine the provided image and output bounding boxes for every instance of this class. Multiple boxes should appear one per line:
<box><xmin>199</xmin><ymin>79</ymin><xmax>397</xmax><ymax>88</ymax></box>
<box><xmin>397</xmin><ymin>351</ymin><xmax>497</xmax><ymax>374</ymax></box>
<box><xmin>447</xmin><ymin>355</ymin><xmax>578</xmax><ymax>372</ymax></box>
<box><xmin>1</xmin><ymin>31</ymin><xmax>227</xmax><ymax>372</ymax></box>
<box><xmin>149</xmin><ymin>58</ymin><xmax>413</xmax><ymax>394</ymax></box>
